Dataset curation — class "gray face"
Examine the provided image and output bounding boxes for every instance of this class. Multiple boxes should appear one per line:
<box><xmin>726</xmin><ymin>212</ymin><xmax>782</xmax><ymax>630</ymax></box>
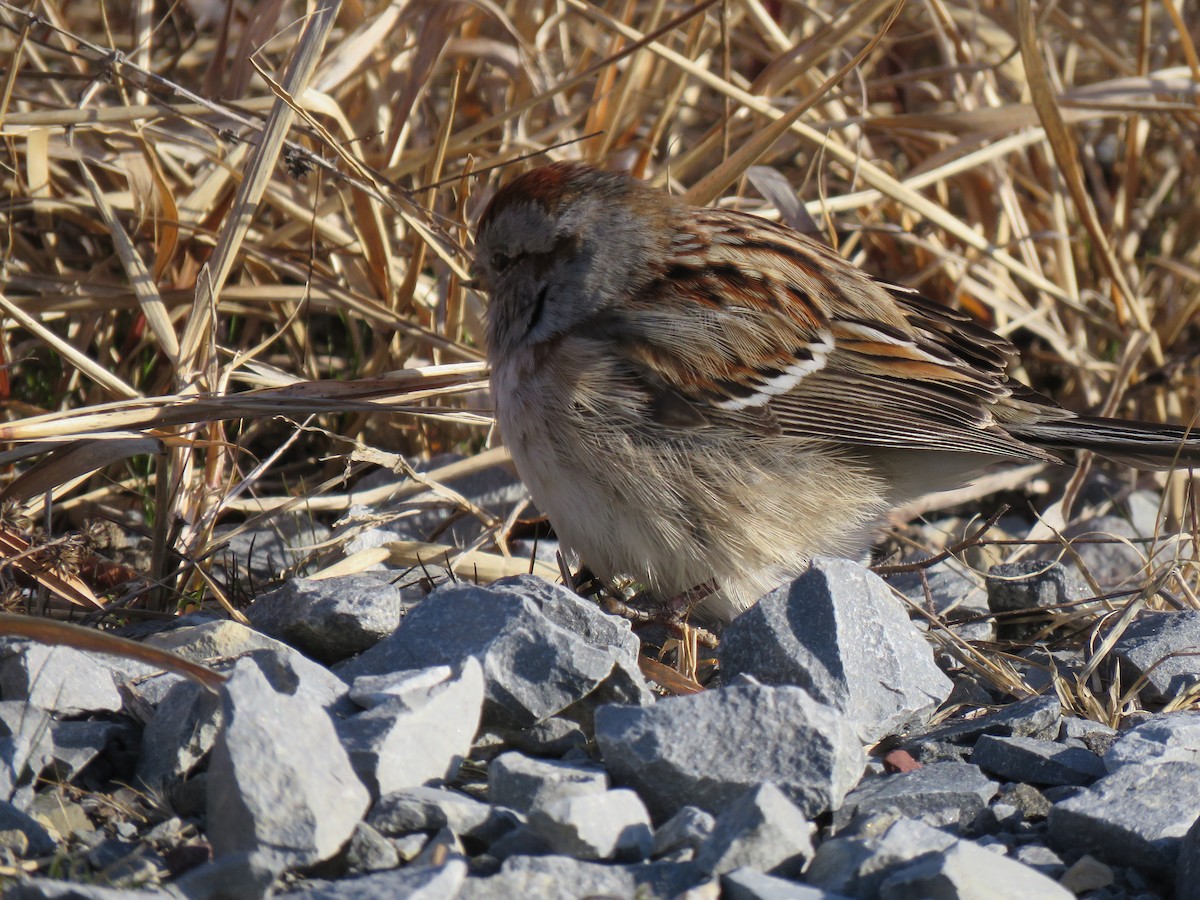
<box><xmin>473</xmin><ymin>173</ymin><xmax>669</xmax><ymax>361</ymax></box>
<box><xmin>473</xmin><ymin>199</ymin><xmax>588</xmax><ymax>358</ymax></box>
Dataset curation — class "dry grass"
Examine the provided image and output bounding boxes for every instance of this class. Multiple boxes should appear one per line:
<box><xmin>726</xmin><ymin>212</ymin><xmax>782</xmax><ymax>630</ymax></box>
<box><xmin>1</xmin><ymin>1</ymin><xmax>1199</xmax><ymax>718</ymax></box>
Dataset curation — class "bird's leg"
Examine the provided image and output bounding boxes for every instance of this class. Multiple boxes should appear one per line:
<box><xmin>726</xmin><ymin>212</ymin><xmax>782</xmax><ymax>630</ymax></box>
<box><xmin>601</xmin><ymin>579</ymin><xmax>720</xmax><ymax>650</ymax></box>
<box><xmin>565</xmin><ymin>563</ymin><xmax>605</xmax><ymax>597</ymax></box>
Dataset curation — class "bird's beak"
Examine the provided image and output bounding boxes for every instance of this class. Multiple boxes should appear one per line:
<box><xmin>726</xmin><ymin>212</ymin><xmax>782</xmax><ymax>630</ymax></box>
<box><xmin>464</xmin><ymin>260</ymin><xmax>487</xmax><ymax>292</ymax></box>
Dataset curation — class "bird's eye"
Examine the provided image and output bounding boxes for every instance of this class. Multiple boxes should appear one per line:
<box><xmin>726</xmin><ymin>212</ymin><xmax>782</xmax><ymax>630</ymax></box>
<box><xmin>491</xmin><ymin>251</ymin><xmax>513</xmax><ymax>272</ymax></box>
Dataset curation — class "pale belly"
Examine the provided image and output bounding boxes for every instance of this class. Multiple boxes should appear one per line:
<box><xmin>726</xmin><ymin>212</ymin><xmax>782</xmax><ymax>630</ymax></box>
<box><xmin>489</xmin><ymin>352</ymin><xmax>895</xmax><ymax>620</ymax></box>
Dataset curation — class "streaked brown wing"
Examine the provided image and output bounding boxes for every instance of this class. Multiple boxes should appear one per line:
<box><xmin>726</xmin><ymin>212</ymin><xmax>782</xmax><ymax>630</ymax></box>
<box><xmin>591</xmin><ymin>208</ymin><xmax>1058</xmax><ymax>460</ymax></box>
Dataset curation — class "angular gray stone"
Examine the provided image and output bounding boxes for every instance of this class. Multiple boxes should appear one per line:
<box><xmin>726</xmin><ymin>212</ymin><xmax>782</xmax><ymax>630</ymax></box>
<box><xmin>276</xmin><ymin>860</ymin><xmax>467</xmax><ymax>899</ymax></box>
<box><xmin>141</xmin><ymin>619</ymin><xmax>274</xmax><ymax>660</ymax></box>
<box><xmin>1011</xmin><ymin>842</ymin><xmax>1065</xmax><ymax>877</ymax></box>
<box><xmin>998</xmin><ymin>782</ymin><xmax>1051</xmax><ymax>820</ymax></box>
<box><xmin>1060</xmin><ymin>716</ymin><xmax>1118</xmax><ymax>752</ymax></box>
<box><xmin>1039</xmin><ymin>785</ymin><xmax>1082</xmax><ymax>804</ymax></box>
<box><xmin>596</xmin><ymin>675</ymin><xmax>864</xmax><ymax>820</ymax></box>
<box><xmin>722</xmin><ymin>869</ymin><xmax>851</xmax><ymax>899</ymax></box>
<box><xmin>0</xmin><ymin>801</ymin><xmax>56</xmax><ymax>856</ymax></box>
<box><xmin>337</xmin><ymin>575</ymin><xmax>651</xmax><ymax>728</ymax></box>
<box><xmin>1178</xmin><ymin>814</ymin><xmax>1200</xmax><ymax>900</ymax></box>
<box><xmin>807</xmin><ymin>815</ymin><xmax>958</xmax><ymax>897</ymax></box>
<box><xmin>84</xmin><ymin>837</ymin><xmax>165</xmax><ymax>885</ymax></box>
<box><xmin>1</xmin><ymin>702</ymin><xmax>56</xmax><ymax>806</ymax></box>
<box><xmin>169</xmin><ymin>774</ymin><xmax>207</xmax><ymax>818</ymax></box>
<box><xmin>485</xmin><ymin>823</ymin><xmax>553</xmax><ymax>860</ymax></box>
<box><xmin>1013</xmin><ymin>647</ymin><xmax>1086</xmax><ymax>695</ymax></box>
<box><xmin>206</xmin><ymin>658</ymin><xmax>370</xmax><ymax>869</ymax></box>
<box><xmin>245</xmin><ymin>575</ymin><xmax>404</xmax><ymax>663</ymax></box>
<box><xmin>343</xmin><ymin>822</ymin><xmax>401</xmax><ymax>874</ymax></box>
<box><xmin>878</xmin><ymin>839</ymin><xmax>1073</xmax><ymax>899</ymax></box>
<box><xmin>134</xmin><ymin>680</ymin><xmax>221</xmax><ymax>795</ymax></box>
<box><xmin>836</xmin><ymin>762</ymin><xmax>998</xmax><ymax>831</ymax></box>
<box><xmin>168</xmin><ymin>850</ymin><xmax>280</xmax><ymax>898</ymax></box>
<box><xmin>969</xmin><ymin>801</ymin><xmax>1022</xmax><ymax>835</ymax></box>
<box><xmin>971</xmin><ymin>734</ymin><xmax>1105</xmax><ymax>786</ymax></box>
<box><xmin>1125</xmin><ymin>488</ymin><xmax>1166</xmax><ymax>537</ymax></box>
<box><xmin>137</xmin><ymin>637</ymin><xmax>351</xmax><ymax>796</ymax></box>
<box><xmin>487</xmin><ymin>751</ymin><xmax>608</xmax><ymax>814</ymax></box>
<box><xmin>488</xmin><ymin>717</ymin><xmax>588</xmax><ymax>757</ymax></box>
<box><xmin>1104</xmin><ymin>711</ymin><xmax>1200</xmax><ymax>772</ymax></box>
<box><xmin>652</xmin><ymin>806</ymin><xmax>716</xmax><ymax>859</ymax></box>
<box><xmin>0</xmin><ymin>643</ymin><xmax>121</xmax><ymax>716</ymax></box>
<box><xmin>112</xmin><ymin>610</ymin><xmax>222</xmax><ymax>643</ymax></box>
<box><xmin>28</xmin><ymin>791</ymin><xmax>91</xmax><ymax>842</ymax></box>
<box><xmin>391</xmin><ymin>832</ymin><xmax>429</xmax><ymax>862</ymax></box>
<box><xmin>7</xmin><ymin>881</ymin><xmax>173</xmax><ymax>899</ymax></box>
<box><xmin>46</xmin><ymin>719</ymin><xmax>131</xmax><ymax>784</ymax></box>
<box><xmin>455</xmin><ymin>855</ymin><xmax>709</xmax><ymax>899</ymax></box>
<box><xmin>695</xmin><ymin>783</ymin><xmax>815</xmax><ymax>877</ymax></box>
<box><xmin>720</xmin><ymin>558</ymin><xmax>952</xmax><ymax>743</ymax></box>
<box><xmin>1060</xmin><ymin>854</ymin><xmax>1114</xmax><ymax>893</ymax></box>
<box><xmin>244</xmin><ymin>646</ymin><xmax>353</xmax><ymax>716</ymax></box>
<box><xmin>368</xmin><ymin>785</ymin><xmax>515</xmax><ymax>845</ymax></box>
<box><xmin>116</xmin><ymin>667</ymin><xmax>187</xmax><ymax>711</ymax></box>
<box><xmin>348</xmin><ymin>666</ymin><xmax>450</xmax><ymax>708</ymax></box>
<box><xmin>900</xmin><ymin>694</ymin><xmax>1062</xmax><ymax>761</ymax></box>
<box><xmin>414</xmin><ymin>825</ymin><xmax>469</xmax><ymax>868</ymax></box>
<box><xmin>986</xmin><ymin>560</ymin><xmax>1085</xmax><ymax>612</ymax></box>
<box><xmin>527</xmin><ymin>788</ymin><xmax>653</xmax><ymax>861</ymax></box>
<box><xmin>1047</xmin><ymin>759</ymin><xmax>1200</xmax><ymax>873</ymax></box>
<box><xmin>337</xmin><ymin>660</ymin><xmax>483</xmax><ymax>798</ymax></box>
<box><xmin>1113</xmin><ymin>612</ymin><xmax>1200</xmax><ymax>703</ymax></box>
<box><xmin>2</xmin><ymin>706</ymin><xmax>128</xmax><ymax>808</ymax></box>
<box><xmin>143</xmin><ymin>621</ymin><xmax>352</xmax><ymax>715</ymax></box>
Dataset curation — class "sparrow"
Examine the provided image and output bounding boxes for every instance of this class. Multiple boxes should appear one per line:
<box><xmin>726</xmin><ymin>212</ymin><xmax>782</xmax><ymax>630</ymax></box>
<box><xmin>471</xmin><ymin>161</ymin><xmax>1198</xmax><ymax>621</ymax></box>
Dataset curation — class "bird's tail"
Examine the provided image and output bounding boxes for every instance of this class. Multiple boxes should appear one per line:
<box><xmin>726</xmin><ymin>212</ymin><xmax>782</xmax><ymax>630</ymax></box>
<box><xmin>1009</xmin><ymin>416</ymin><xmax>1200</xmax><ymax>471</ymax></box>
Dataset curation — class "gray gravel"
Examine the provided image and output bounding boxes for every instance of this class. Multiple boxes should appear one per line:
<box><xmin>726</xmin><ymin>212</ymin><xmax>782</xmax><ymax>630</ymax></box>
<box><xmin>7</xmin><ymin>532</ymin><xmax>1199</xmax><ymax>899</ymax></box>
<box><xmin>877</xmin><ymin>838</ymin><xmax>1073</xmax><ymax>899</ymax></box>
<box><xmin>651</xmin><ymin>804</ymin><xmax>715</xmax><ymax>859</ymax></box>
<box><xmin>245</xmin><ymin>574</ymin><xmax>405</xmax><ymax>663</ymax></box>
<box><xmin>526</xmin><ymin>787</ymin><xmax>653</xmax><ymax>860</ymax></box>
<box><xmin>0</xmin><ymin>642</ymin><xmax>122</xmax><ymax>717</ymax></box>
<box><xmin>835</xmin><ymin>761</ymin><xmax>998</xmax><ymax>831</ymax></box>
<box><xmin>336</xmin><ymin>574</ymin><xmax>652</xmax><ymax>727</ymax></box>
<box><xmin>486</xmin><ymin>751</ymin><xmax>608</xmax><ymax>813</ymax></box>
<box><xmin>720</xmin><ymin>557</ymin><xmax>952</xmax><ymax>743</ymax></box>
<box><xmin>1047</xmin><ymin>759</ymin><xmax>1200</xmax><ymax>873</ymax></box>
<box><xmin>695</xmin><ymin>783</ymin><xmax>816</xmax><ymax>877</ymax></box>
<box><xmin>1178</xmin><ymin>815</ymin><xmax>1200</xmax><ymax>900</ymax></box>
<box><xmin>970</xmin><ymin>733</ymin><xmax>1106</xmax><ymax>786</ymax></box>
<box><xmin>1113</xmin><ymin>610</ymin><xmax>1200</xmax><ymax>703</ymax></box>
<box><xmin>595</xmin><ymin>673</ymin><xmax>865</xmax><ymax>820</ymax></box>
<box><xmin>337</xmin><ymin>659</ymin><xmax>484</xmax><ymax>798</ymax></box>
<box><xmin>986</xmin><ymin>559</ymin><xmax>1086</xmax><ymax>613</ymax></box>
<box><xmin>807</xmin><ymin>815</ymin><xmax>959</xmax><ymax>896</ymax></box>
<box><xmin>1104</xmin><ymin>710</ymin><xmax>1200</xmax><ymax>771</ymax></box>
<box><xmin>885</xmin><ymin>559</ymin><xmax>993</xmax><ymax>641</ymax></box>
<box><xmin>206</xmin><ymin>657</ymin><xmax>370</xmax><ymax>869</ymax></box>
<box><xmin>278</xmin><ymin>860</ymin><xmax>468</xmax><ymax>899</ymax></box>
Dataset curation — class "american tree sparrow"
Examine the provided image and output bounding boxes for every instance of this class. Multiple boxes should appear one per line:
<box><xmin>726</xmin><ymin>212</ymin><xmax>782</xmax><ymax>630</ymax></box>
<box><xmin>472</xmin><ymin>162</ymin><xmax>1198</xmax><ymax>621</ymax></box>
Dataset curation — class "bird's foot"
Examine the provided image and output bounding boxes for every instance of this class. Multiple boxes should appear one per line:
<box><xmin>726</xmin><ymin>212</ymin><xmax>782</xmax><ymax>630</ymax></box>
<box><xmin>600</xmin><ymin>579</ymin><xmax>720</xmax><ymax>650</ymax></box>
